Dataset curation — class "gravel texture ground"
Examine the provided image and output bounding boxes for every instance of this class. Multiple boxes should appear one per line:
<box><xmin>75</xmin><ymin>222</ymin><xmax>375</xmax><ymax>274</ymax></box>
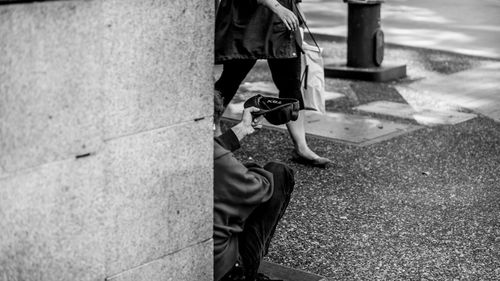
<box><xmin>230</xmin><ymin>118</ymin><xmax>500</xmax><ymax>280</ymax></box>
<box><xmin>217</xmin><ymin>40</ymin><xmax>500</xmax><ymax>280</ymax></box>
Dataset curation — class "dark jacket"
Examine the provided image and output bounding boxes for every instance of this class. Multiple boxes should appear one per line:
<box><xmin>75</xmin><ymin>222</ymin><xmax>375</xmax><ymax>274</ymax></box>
<box><xmin>213</xmin><ymin>130</ymin><xmax>274</xmax><ymax>281</ymax></box>
<box><xmin>214</xmin><ymin>0</ymin><xmax>303</xmax><ymax>63</ymax></box>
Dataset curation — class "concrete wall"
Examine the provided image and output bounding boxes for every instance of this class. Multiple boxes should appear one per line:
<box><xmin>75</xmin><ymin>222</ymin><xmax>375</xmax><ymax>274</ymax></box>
<box><xmin>0</xmin><ymin>0</ymin><xmax>213</xmax><ymax>280</ymax></box>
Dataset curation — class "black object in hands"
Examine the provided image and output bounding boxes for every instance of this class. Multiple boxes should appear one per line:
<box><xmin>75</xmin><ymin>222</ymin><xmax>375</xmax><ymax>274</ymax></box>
<box><xmin>243</xmin><ymin>94</ymin><xmax>300</xmax><ymax>125</ymax></box>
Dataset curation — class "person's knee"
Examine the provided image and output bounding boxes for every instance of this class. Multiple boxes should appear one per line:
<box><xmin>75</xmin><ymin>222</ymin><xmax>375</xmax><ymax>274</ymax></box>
<box><xmin>264</xmin><ymin>161</ymin><xmax>292</xmax><ymax>176</ymax></box>
<box><xmin>264</xmin><ymin>161</ymin><xmax>294</xmax><ymax>195</ymax></box>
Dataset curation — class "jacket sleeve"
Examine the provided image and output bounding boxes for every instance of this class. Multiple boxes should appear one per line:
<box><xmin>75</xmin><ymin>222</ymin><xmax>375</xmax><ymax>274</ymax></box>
<box><xmin>215</xmin><ymin>149</ymin><xmax>274</xmax><ymax>208</ymax></box>
<box><xmin>215</xmin><ymin>129</ymin><xmax>241</xmax><ymax>152</ymax></box>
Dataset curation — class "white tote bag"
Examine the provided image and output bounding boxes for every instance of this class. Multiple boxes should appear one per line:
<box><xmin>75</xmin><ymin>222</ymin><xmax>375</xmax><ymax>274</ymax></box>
<box><xmin>300</xmin><ymin>30</ymin><xmax>326</xmax><ymax>113</ymax></box>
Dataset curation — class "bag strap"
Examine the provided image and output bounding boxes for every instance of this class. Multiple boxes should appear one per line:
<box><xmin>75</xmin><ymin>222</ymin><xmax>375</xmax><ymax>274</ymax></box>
<box><xmin>294</xmin><ymin>2</ymin><xmax>316</xmax><ymax>90</ymax></box>
<box><xmin>301</xmin><ymin>64</ymin><xmax>309</xmax><ymax>90</ymax></box>
<box><xmin>294</xmin><ymin>2</ymin><xmax>320</xmax><ymax>52</ymax></box>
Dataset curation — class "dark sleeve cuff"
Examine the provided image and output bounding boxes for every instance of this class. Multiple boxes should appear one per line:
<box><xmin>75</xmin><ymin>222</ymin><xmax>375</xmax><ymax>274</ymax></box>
<box><xmin>215</xmin><ymin>129</ymin><xmax>241</xmax><ymax>152</ymax></box>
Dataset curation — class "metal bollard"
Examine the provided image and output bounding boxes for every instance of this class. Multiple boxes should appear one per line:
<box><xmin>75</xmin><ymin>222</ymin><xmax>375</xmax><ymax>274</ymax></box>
<box><xmin>324</xmin><ymin>0</ymin><xmax>406</xmax><ymax>82</ymax></box>
<box><xmin>345</xmin><ymin>0</ymin><xmax>384</xmax><ymax>68</ymax></box>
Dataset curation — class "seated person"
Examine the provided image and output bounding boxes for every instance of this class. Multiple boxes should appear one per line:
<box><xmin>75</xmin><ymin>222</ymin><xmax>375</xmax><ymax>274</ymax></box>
<box><xmin>213</xmin><ymin>91</ymin><xmax>295</xmax><ymax>281</ymax></box>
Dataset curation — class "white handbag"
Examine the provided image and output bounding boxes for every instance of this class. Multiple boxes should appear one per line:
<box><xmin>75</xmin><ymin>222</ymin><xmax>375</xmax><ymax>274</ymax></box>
<box><xmin>300</xmin><ymin>27</ymin><xmax>326</xmax><ymax>113</ymax></box>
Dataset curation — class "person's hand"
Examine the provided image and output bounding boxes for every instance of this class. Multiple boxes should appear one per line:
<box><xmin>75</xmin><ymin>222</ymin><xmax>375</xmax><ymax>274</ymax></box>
<box><xmin>242</xmin><ymin>107</ymin><xmax>264</xmax><ymax>130</ymax></box>
<box><xmin>274</xmin><ymin>5</ymin><xmax>299</xmax><ymax>31</ymax></box>
<box><xmin>259</xmin><ymin>0</ymin><xmax>299</xmax><ymax>31</ymax></box>
<box><xmin>231</xmin><ymin>107</ymin><xmax>264</xmax><ymax>141</ymax></box>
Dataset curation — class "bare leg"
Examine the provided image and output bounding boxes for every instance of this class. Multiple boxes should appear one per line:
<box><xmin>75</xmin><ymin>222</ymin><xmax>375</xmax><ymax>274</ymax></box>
<box><xmin>286</xmin><ymin>110</ymin><xmax>320</xmax><ymax>159</ymax></box>
<box><xmin>267</xmin><ymin>56</ymin><xmax>329</xmax><ymax>163</ymax></box>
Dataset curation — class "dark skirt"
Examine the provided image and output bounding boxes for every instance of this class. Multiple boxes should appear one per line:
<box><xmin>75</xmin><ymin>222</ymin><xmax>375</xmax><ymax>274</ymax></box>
<box><xmin>214</xmin><ymin>0</ymin><xmax>302</xmax><ymax>64</ymax></box>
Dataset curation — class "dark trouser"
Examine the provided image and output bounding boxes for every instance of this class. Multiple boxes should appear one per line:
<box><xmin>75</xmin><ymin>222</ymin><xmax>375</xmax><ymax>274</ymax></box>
<box><xmin>221</xmin><ymin>162</ymin><xmax>295</xmax><ymax>281</ymax></box>
<box><xmin>214</xmin><ymin>55</ymin><xmax>304</xmax><ymax>109</ymax></box>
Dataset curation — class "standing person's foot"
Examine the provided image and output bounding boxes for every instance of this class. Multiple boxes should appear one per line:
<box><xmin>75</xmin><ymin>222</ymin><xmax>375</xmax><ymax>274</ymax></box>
<box><xmin>290</xmin><ymin>149</ymin><xmax>331</xmax><ymax>168</ymax></box>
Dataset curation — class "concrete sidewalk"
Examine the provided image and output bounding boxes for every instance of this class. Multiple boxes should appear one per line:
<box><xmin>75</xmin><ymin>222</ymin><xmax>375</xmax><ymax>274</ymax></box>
<box><xmin>301</xmin><ymin>0</ymin><xmax>500</xmax><ymax>59</ymax></box>
<box><xmin>301</xmin><ymin>0</ymin><xmax>500</xmax><ymax>124</ymax></box>
<box><xmin>396</xmin><ymin>62</ymin><xmax>500</xmax><ymax>123</ymax></box>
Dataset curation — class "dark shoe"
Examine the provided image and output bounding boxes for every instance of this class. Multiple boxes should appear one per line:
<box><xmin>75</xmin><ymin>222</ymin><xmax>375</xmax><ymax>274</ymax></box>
<box><xmin>291</xmin><ymin>150</ymin><xmax>331</xmax><ymax>168</ymax></box>
<box><xmin>255</xmin><ymin>272</ymin><xmax>283</xmax><ymax>281</ymax></box>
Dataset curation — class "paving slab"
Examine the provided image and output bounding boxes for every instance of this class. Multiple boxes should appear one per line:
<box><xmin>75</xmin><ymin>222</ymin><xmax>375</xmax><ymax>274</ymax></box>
<box><xmin>354</xmin><ymin>101</ymin><xmax>477</xmax><ymax>126</ymax></box>
<box><xmin>398</xmin><ymin>62</ymin><xmax>500</xmax><ymax>122</ymax></box>
<box><xmin>239</xmin><ymin>81</ymin><xmax>345</xmax><ymax>101</ymax></box>
<box><xmin>304</xmin><ymin>111</ymin><xmax>422</xmax><ymax>146</ymax></box>
<box><xmin>258</xmin><ymin>261</ymin><xmax>328</xmax><ymax>281</ymax></box>
<box><xmin>223</xmin><ymin>102</ymin><xmax>421</xmax><ymax>146</ymax></box>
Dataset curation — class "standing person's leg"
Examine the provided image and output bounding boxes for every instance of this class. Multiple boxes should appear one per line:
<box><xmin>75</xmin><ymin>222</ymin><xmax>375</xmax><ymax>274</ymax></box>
<box><xmin>237</xmin><ymin>162</ymin><xmax>294</xmax><ymax>280</ymax></box>
<box><xmin>268</xmin><ymin>56</ymin><xmax>331</xmax><ymax>166</ymax></box>
<box><xmin>215</xmin><ymin>59</ymin><xmax>257</xmax><ymax>107</ymax></box>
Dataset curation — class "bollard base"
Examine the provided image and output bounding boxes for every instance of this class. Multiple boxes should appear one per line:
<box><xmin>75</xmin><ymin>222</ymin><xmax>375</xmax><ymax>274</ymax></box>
<box><xmin>325</xmin><ymin>63</ymin><xmax>407</xmax><ymax>82</ymax></box>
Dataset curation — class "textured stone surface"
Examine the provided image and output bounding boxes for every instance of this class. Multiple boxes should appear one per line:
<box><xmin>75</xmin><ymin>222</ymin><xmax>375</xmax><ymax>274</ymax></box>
<box><xmin>103</xmin><ymin>119</ymin><xmax>213</xmax><ymax>276</ymax></box>
<box><xmin>99</xmin><ymin>0</ymin><xmax>213</xmax><ymax>140</ymax></box>
<box><xmin>1</xmin><ymin>0</ymin><xmax>214</xmax><ymax>280</ymax></box>
<box><xmin>0</xmin><ymin>157</ymin><xmax>107</xmax><ymax>281</ymax></box>
<box><xmin>0</xmin><ymin>120</ymin><xmax>213</xmax><ymax>281</ymax></box>
<box><xmin>107</xmin><ymin>240</ymin><xmax>213</xmax><ymax>281</ymax></box>
<box><xmin>0</xmin><ymin>0</ymin><xmax>105</xmax><ymax>174</ymax></box>
<box><xmin>0</xmin><ymin>0</ymin><xmax>213</xmax><ymax>173</ymax></box>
